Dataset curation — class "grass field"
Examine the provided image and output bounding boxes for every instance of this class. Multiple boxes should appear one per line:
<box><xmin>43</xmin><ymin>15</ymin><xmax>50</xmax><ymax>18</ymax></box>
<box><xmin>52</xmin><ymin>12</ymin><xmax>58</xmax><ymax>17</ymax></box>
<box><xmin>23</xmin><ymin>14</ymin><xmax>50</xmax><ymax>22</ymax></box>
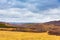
<box><xmin>0</xmin><ymin>31</ymin><xmax>60</xmax><ymax>40</ymax></box>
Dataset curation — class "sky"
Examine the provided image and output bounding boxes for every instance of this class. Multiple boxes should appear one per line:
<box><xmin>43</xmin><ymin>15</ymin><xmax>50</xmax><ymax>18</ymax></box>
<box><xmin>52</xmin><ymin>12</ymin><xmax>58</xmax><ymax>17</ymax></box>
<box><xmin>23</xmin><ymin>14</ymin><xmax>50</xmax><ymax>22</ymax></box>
<box><xmin>0</xmin><ymin>0</ymin><xmax>60</xmax><ymax>23</ymax></box>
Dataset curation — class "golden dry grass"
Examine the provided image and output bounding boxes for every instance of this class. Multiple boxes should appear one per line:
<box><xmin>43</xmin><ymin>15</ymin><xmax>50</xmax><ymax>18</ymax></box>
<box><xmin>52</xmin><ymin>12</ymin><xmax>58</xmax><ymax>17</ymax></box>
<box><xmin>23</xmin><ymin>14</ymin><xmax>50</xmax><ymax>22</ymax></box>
<box><xmin>0</xmin><ymin>31</ymin><xmax>60</xmax><ymax>40</ymax></box>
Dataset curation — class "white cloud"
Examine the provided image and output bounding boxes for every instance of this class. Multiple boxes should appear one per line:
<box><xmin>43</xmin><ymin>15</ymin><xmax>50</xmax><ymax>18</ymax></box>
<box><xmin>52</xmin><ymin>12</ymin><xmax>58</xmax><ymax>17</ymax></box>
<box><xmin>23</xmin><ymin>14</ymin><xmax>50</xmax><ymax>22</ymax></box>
<box><xmin>0</xmin><ymin>8</ymin><xmax>43</xmax><ymax>23</ymax></box>
<box><xmin>0</xmin><ymin>7</ymin><xmax>60</xmax><ymax>23</ymax></box>
<box><xmin>41</xmin><ymin>8</ymin><xmax>60</xmax><ymax>15</ymax></box>
<box><xmin>0</xmin><ymin>0</ymin><xmax>60</xmax><ymax>23</ymax></box>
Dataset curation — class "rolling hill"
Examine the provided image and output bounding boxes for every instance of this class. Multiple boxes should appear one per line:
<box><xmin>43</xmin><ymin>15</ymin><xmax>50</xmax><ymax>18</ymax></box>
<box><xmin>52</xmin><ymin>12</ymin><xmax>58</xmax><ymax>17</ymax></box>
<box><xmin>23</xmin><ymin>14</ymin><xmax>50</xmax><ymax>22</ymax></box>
<box><xmin>0</xmin><ymin>20</ymin><xmax>60</xmax><ymax>35</ymax></box>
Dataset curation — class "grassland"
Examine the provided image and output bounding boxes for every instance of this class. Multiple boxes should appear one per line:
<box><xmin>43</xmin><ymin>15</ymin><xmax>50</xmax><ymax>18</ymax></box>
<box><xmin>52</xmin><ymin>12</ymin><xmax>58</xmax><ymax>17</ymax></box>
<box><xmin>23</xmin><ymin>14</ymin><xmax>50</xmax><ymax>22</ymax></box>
<box><xmin>0</xmin><ymin>31</ymin><xmax>60</xmax><ymax>40</ymax></box>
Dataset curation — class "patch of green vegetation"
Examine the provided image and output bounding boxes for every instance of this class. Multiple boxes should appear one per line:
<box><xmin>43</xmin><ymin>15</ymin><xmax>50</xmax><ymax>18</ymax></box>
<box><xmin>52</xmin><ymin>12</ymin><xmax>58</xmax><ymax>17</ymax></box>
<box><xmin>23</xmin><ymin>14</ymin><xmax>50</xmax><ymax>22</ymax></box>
<box><xmin>0</xmin><ymin>23</ymin><xmax>16</xmax><ymax>28</ymax></box>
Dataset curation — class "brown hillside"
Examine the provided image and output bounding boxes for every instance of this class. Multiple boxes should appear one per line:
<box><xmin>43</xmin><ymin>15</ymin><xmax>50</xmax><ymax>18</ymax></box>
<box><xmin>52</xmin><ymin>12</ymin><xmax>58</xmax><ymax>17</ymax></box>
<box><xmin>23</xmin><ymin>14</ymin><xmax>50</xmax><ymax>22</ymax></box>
<box><xmin>0</xmin><ymin>21</ymin><xmax>60</xmax><ymax>35</ymax></box>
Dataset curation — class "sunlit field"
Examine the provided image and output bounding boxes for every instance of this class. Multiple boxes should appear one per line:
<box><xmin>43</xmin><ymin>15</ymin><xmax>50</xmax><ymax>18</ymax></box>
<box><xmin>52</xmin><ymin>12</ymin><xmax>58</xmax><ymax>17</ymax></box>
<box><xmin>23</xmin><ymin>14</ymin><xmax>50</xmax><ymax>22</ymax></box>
<box><xmin>0</xmin><ymin>31</ymin><xmax>60</xmax><ymax>40</ymax></box>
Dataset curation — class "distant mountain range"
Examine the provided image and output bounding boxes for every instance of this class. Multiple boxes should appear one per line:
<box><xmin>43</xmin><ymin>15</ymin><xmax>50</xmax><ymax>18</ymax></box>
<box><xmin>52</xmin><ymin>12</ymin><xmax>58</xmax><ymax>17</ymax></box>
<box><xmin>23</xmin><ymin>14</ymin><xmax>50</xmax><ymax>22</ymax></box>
<box><xmin>45</xmin><ymin>20</ymin><xmax>60</xmax><ymax>26</ymax></box>
<box><xmin>0</xmin><ymin>20</ymin><xmax>60</xmax><ymax>27</ymax></box>
<box><xmin>0</xmin><ymin>20</ymin><xmax>60</xmax><ymax>35</ymax></box>
<box><xmin>7</xmin><ymin>20</ymin><xmax>60</xmax><ymax>27</ymax></box>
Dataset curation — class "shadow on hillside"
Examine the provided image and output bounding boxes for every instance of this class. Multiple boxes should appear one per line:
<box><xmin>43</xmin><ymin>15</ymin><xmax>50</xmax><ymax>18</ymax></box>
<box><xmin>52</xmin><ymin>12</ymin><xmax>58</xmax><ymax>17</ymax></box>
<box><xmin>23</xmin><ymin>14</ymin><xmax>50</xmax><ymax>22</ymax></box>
<box><xmin>48</xmin><ymin>31</ymin><xmax>60</xmax><ymax>36</ymax></box>
<box><xmin>0</xmin><ymin>29</ymin><xmax>46</xmax><ymax>33</ymax></box>
<box><xmin>1</xmin><ymin>29</ymin><xmax>60</xmax><ymax>36</ymax></box>
<box><xmin>13</xmin><ymin>31</ymin><xmax>46</xmax><ymax>33</ymax></box>
<box><xmin>0</xmin><ymin>27</ymin><xmax>60</xmax><ymax>36</ymax></box>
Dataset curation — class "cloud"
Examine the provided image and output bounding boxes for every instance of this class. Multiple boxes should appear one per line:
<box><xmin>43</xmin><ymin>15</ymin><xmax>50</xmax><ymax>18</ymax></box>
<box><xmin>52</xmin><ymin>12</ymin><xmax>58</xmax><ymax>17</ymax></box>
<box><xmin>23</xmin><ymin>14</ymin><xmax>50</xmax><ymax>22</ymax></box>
<box><xmin>40</xmin><ymin>7</ymin><xmax>60</xmax><ymax>15</ymax></box>
<box><xmin>0</xmin><ymin>8</ymin><xmax>43</xmax><ymax>23</ymax></box>
<box><xmin>0</xmin><ymin>0</ymin><xmax>60</xmax><ymax>12</ymax></box>
<box><xmin>0</xmin><ymin>0</ymin><xmax>60</xmax><ymax>23</ymax></box>
<box><xmin>0</xmin><ymin>7</ymin><xmax>60</xmax><ymax>23</ymax></box>
<box><xmin>16</xmin><ymin>0</ymin><xmax>60</xmax><ymax>12</ymax></box>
